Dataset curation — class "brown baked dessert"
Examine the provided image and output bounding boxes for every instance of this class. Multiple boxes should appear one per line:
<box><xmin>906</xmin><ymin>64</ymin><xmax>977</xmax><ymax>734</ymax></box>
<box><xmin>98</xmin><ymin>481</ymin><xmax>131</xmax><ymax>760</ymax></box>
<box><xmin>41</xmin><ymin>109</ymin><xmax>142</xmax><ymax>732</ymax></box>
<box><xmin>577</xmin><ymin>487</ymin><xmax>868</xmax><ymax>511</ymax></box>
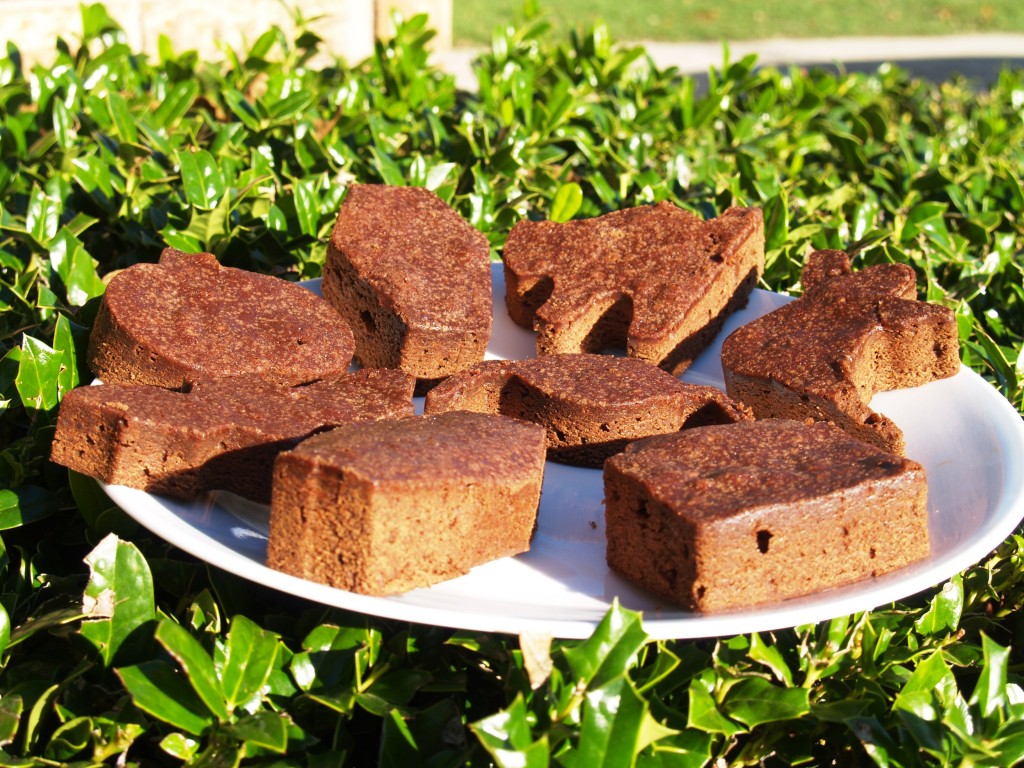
<box><xmin>322</xmin><ymin>184</ymin><xmax>492</xmax><ymax>392</ymax></box>
<box><xmin>502</xmin><ymin>203</ymin><xmax>764</xmax><ymax>375</ymax></box>
<box><xmin>424</xmin><ymin>353</ymin><xmax>751</xmax><ymax>466</ymax></box>
<box><xmin>267</xmin><ymin>411</ymin><xmax>547</xmax><ymax>595</ymax></box>
<box><xmin>50</xmin><ymin>369</ymin><xmax>415</xmax><ymax>502</ymax></box>
<box><xmin>720</xmin><ymin>249</ymin><xmax>960</xmax><ymax>454</ymax></box>
<box><xmin>604</xmin><ymin>419</ymin><xmax>930</xmax><ymax>613</ymax></box>
<box><xmin>87</xmin><ymin>248</ymin><xmax>355</xmax><ymax>388</ymax></box>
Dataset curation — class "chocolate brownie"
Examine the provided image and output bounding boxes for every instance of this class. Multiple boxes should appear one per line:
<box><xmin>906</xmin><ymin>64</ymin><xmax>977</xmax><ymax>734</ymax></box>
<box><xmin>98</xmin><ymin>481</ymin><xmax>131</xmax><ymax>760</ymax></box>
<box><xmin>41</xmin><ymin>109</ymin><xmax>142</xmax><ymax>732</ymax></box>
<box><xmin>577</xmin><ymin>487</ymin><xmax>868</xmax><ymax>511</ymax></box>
<box><xmin>87</xmin><ymin>249</ymin><xmax>354</xmax><ymax>388</ymax></box>
<box><xmin>424</xmin><ymin>353</ymin><xmax>751</xmax><ymax>466</ymax></box>
<box><xmin>50</xmin><ymin>369</ymin><xmax>415</xmax><ymax>502</ymax></box>
<box><xmin>502</xmin><ymin>203</ymin><xmax>764</xmax><ymax>375</ymax></box>
<box><xmin>604</xmin><ymin>419</ymin><xmax>930</xmax><ymax>613</ymax></box>
<box><xmin>322</xmin><ymin>184</ymin><xmax>492</xmax><ymax>391</ymax></box>
<box><xmin>267</xmin><ymin>411</ymin><xmax>547</xmax><ymax>595</ymax></box>
<box><xmin>721</xmin><ymin>250</ymin><xmax>960</xmax><ymax>454</ymax></box>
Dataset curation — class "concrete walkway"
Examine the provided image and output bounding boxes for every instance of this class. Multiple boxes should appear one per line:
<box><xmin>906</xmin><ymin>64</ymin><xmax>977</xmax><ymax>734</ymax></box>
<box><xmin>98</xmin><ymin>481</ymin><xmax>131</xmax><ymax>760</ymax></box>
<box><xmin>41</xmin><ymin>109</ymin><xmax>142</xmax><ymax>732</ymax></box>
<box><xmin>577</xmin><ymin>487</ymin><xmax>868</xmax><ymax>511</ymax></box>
<box><xmin>434</xmin><ymin>33</ymin><xmax>1024</xmax><ymax>90</ymax></box>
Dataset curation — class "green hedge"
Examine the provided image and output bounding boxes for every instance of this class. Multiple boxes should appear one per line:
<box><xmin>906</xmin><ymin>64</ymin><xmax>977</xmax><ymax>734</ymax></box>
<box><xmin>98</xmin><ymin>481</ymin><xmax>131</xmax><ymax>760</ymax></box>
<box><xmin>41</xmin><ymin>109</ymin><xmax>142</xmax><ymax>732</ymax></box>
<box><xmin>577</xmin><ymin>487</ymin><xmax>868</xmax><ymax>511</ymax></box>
<box><xmin>1</xmin><ymin>4</ymin><xmax>1023</xmax><ymax>766</ymax></box>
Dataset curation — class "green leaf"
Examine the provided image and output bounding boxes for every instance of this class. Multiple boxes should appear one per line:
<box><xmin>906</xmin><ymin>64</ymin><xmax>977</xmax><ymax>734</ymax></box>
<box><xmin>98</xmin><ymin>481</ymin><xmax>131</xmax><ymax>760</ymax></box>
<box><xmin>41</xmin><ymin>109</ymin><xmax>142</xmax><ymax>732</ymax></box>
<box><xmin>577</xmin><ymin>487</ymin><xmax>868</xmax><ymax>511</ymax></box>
<box><xmin>0</xmin><ymin>694</ymin><xmax>22</xmax><ymax>747</ymax></box>
<box><xmin>550</xmin><ymin>182</ymin><xmax>583</xmax><ymax>223</ymax></box>
<box><xmin>292</xmin><ymin>177</ymin><xmax>321</xmax><ymax>238</ymax></box>
<box><xmin>472</xmin><ymin>695</ymin><xmax>549</xmax><ymax>768</ymax></box>
<box><xmin>0</xmin><ymin>487</ymin><xmax>57</xmax><ymax>530</ymax></box>
<box><xmin>81</xmin><ymin>2</ymin><xmax>124</xmax><ymax>39</ymax></box>
<box><xmin>686</xmin><ymin>682</ymin><xmax>745</xmax><ymax>736</ymax></box>
<box><xmin>846</xmin><ymin>716</ymin><xmax>901</xmax><ymax>768</ymax></box>
<box><xmin>106</xmin><ymin>92</ymin><xmax>138</xmax><ymax>144</ymax></box>
<box><xmin>69</xmin><ymin>470</ymin><xmax>136</xmax><ymax>536</ymax></box>
<box><xmin>51</xmin><ymin>99</ymin><xmax>76</xmax><ymax>148</ymax></box>
<box><xmin>563</xmin><ymin>601</ymin><xmax>648</xmax><ymax>690</ymax></box>
<box><xmin>893</xmin><ymin>649</ymin><xmax>958</xmax><ymax>741</ymax></box>
<box><xmin>220</xmin><ymin>615</ymin><xmax>281</xmax><ymax>715</ymax></box>
<box><xmin>723</xmin><ymin>677</ymin><xmax>810</xmax><ymax>727</ymax></box>
<box><xmin>154</xmin><ymin>619</ymin><xmax>230</xmax><ymax>722</ymax></box>
<box><xmin>52</xmin><ymin>314</ymin><xmax>79</xmax><ymax>398</ymax></box>
<box><xmin>0</xmin><ymin>603</ymin><xmax>9</xmax><ymax>658</ymax></box>
<box><xmin>577</xmin><ymin>675</ymin><xmax>676</xmax><ymax>768</ymax></box>
<box><xmin>159</xmin><ymin>732</ymin><xmax>199</xmax><ymax>760</ymax></box>
<box><xmin>49</xmin><ymin>229</ymin><xmax>106</xmax><ymax>306</ymax></box>
<box><xmin>223</xmin><ymin>88</ymin><xmax>263</xmax><ymax>131</ymax></box>
<box><xmin>25</xmin><ymin>183</ymin><xmax>61</xmax><ymax>247</ymax></box>
<box><xmin>43</xmin><ymin>716</ymin><xmax>92</xmax><ymax>761</ymax></box>
<box><xmin>153</xmin><ymin>80</ymin><xmax>199</xmax><ymax>128</ymax></box>
<box><xmin>267</xmin><ymin>92</ymin><xmax>315</xmax><ymax>122</ymax></box>
<box><xmin>748</xmin><ymin>633</ymin><xmax>794</xmax><ymax>686</ymax></box>
<box><xmin>80</xmin><ymin>534</ymin><xmax>156</xmax><ymax>666</ymax></box>
<box><xmin>380</xmin><ymin>698</ymin><xmax>467</xmax><ymax>768</ymax></box>
<box><xmin>969</xmin><ymin>634</ymin><xmax>1009</xmax><ymax>719</ymax></box>
<box><xmin>117</xmin><ymin>661</ymin><xmax>214</xmax><ymax>737</ymax></box>
<box><xmin>177</xmin><ymin>149</ymin><xmax>227</xmax><ymax>209</ymax></box>
<box><xmin>901</xmin><ymin>201</ymin><xmax>947</xmax><ymax>242</ymax></box>
<box><xmin>15</xmin><ymin>334</ymin><xmax>62</xmax><ymax>412</ymax></box>
<box><xmin>22</xmin><ymin>683</ymin><xmax>60</xmax><ymax>755</ymax></box>
<box><xmin>225</xmin><ymin>710</ymin><xmax>290</xmax><ymax>753</ymax></box>
<box><xmin>914</xmin><ymin>575</ymin><xmax>964</xmax><ymax>635</ymax></box>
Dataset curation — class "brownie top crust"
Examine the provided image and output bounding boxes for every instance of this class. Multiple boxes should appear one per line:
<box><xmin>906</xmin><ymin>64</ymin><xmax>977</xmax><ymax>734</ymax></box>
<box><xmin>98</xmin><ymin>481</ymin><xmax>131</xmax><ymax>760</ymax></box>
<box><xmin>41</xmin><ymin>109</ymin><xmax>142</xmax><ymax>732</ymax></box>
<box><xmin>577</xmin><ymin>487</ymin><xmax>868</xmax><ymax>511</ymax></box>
<box><xmin>61</xmin><ymin>368</ymin><xmax>414</xmax><ymax>438</ymax></box>
<box><xmin>89</xmin><ymin>249</ymin><xmax>355</xmax><ymax>387</ymax></box>
<box><xmin>502</xmin><ymin>203</ymin><xmax>763</xmax><ymax>341</ymax></box>
<box><xmin>328</xmin><ymin>184</ymin><xmax>491</xmax><ymax>332</ymax></box>
<box><xmin>608</xmin><ymin>419</ymin><xmax>925</xmax><ymax>522</ymax></box>
<box><xmin>286</xmin><ymin>411</ymin><xmax>546</xmax><ymax>485</ymax></box>
<box><xmin>426</xmin><ymin>353</ymin><xmax>748</xmax><ymax>414</ymax></box>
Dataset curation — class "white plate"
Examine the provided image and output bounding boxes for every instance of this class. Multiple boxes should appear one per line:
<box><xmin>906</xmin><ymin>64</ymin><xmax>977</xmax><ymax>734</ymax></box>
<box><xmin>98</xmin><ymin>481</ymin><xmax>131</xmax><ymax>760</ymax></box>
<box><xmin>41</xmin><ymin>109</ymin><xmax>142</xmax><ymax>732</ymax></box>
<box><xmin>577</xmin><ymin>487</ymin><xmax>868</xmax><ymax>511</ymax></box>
<box><xmin>102</xmin><ymin>265</ymin><xmax>1024</xmax><ymax>639</ymax></box>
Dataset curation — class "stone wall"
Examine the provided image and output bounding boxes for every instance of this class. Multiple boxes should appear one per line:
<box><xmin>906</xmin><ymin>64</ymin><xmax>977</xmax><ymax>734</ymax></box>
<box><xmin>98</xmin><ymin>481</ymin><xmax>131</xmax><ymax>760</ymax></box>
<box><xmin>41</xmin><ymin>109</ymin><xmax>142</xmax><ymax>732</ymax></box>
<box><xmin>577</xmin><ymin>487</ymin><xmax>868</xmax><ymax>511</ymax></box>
<box><xmin>0</xmin><ymin>0</ymin><xmax>451</xmax><ymax>66</ymax></box>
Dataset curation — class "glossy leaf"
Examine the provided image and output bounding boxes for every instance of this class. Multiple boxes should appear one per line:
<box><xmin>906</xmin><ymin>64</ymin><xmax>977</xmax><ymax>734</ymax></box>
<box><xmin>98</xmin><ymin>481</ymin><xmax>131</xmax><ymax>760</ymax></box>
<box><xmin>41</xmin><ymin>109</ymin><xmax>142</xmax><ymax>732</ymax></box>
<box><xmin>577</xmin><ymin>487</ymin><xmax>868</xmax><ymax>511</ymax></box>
<box><xmin>153</xmin><ymin>80</ymin><xmax>199</xmax><ymax>128</ymax></box>
<box><xmin>225</xmin><ymin>710</ymin><xmax>290</xmax><ymax>753</ymax></box>
<box><xmin>0</xmin><ymin>603</ymin><xmax>10</xmax><ymax>658</ymax></box>
<box><xmin>0</xmin><ymin>486</ymin><xmax>58</xmax><ymax>530</ymax></box>
<box><xmin>80</xmin><ymin>534</ymin><xmax>156</xmax><ymax>666</ymax></box>
<box><xmin>220</xmin><ymin>614</ymin><xmax>281</xmax><ymax>714</ymax></box>
<box><xmin>969</xmin><ymin>634</ymin><xmax>1009</xmax><ymax>719</ymax></box>
<box><xmin>177</xmin><ymin>148</ymin><xmax>227</xmax><ymax>209</ymax></box>
<box><xmin>473</xmin><ymin>695</ymin><xmax>549</xmax><ymax>768</ymax></box>
<box><xmin>15</xmin><ymin>335</ymin><xmax>62</xmax><ymax>412</ymax></box>
<box><xmin>563</xmin><ymin>600</ymin><xmax>648</xmax><ymax>690</ymax></box>
<box><xmin>154</xmin><ymin>619</ymin><xmax>230</xmax><ymax>722</ymax></box>
<box><xmin>117</xmin><ymin>661</ymin><xmax>214</xmax><ymax>736</ymax></box>
<box><xmin>550</xmin><ymin>182</ymin><xmax>583</xmax><ymax>223</ymax></box>
<box><xmin>723</xmin><ymin>677</ymin><xmax>810</xmax><ymax>727</ymax></box>
<box><xmin>0</xmin><ymin>693</ymin><xmax>22</xmax><ymax>747</ymax></box>
<box><xmin>52</xmin><ymin>314</ymin><xmax>79</xmax><ymax>398</ymax></box>
<box><xmin>576</xmin><ymin>675</ymin><xmax>676</xmax><ymax>768</ymax></box>
<box><xmin>686</xmin><ymin>682</ymin><xmax>745</xmax><ymax>736</ymax></box>
<box><xmin>914</xmin><ymin>575</ymin><xmax>964</xmax><ymax>635</ymax></box>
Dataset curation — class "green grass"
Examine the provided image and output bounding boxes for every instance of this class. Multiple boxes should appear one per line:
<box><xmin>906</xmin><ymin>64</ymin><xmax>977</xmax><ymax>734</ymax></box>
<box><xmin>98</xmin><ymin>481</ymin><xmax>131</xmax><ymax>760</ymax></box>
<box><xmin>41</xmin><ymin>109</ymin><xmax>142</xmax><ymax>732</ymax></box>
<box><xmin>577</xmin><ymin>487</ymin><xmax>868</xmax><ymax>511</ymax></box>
<box><xmin>454</xmin><ymin>0</ymin><xmax>1024</xmax><ymax>46</ymax></box>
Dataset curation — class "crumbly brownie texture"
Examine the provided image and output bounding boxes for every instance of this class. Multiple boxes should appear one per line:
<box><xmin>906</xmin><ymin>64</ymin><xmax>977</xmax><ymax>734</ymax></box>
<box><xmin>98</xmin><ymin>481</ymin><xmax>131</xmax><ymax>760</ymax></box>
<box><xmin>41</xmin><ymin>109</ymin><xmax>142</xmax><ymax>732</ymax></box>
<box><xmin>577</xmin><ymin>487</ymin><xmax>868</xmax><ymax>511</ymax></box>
<box><xmin>604</xmin><ymin>419</ymin><xmax>930</xmax><ymax>613</ymax></box>
<box><xmin>87</xmin><ymin>249</ymin><xmax>355</xmax><ymax>388</ymax></box>
<box><xmin>424</xmin><ymin>353</ymin><xmax>751</xmax><ymax>466</ymax></box>
<box><xmin>267</xmin><ymin>411</ymin><xmax>547</xmax><ymax>595</ymax></box>
<box><xmin>720</xmin><ymin>249</ymin><xmax>960</xmax><ymax>454</ymax></box>
<box><xmin>50</xmin><ymin>369</ymin><xmax>415</xmax><ymax>502</ymax></box>
<box><xmin>322</xmin><ymin>184</ymin><xmax>492</xmax><ymax>391</ymax></box>
<box><xmin>501</xmin><ymin>203</ymin><xmax>764</xmax><ymax>375</ymax></box>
